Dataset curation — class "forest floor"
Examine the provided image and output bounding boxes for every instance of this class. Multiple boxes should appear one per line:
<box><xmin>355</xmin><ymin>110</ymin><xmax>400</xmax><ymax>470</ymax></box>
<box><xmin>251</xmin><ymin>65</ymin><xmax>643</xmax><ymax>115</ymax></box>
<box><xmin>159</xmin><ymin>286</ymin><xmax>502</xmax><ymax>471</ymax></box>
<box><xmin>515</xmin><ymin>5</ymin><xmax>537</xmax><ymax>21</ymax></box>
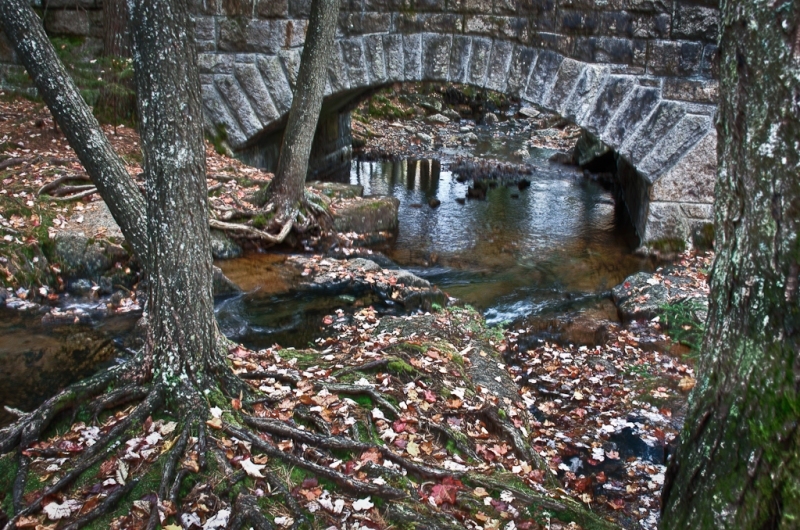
<box><xmin>0</xmin><ymin>91</ymin><xmax>712</xmax><ymax>530</ymax></box>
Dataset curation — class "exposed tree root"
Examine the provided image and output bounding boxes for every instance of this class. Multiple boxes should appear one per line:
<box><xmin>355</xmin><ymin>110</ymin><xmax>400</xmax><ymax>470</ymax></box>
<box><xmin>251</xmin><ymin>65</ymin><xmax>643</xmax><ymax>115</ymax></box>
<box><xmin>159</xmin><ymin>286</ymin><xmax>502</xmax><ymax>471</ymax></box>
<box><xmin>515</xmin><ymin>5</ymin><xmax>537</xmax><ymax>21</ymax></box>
<box><xmin>209</xmin><ymin>218</ymin><xmax>293</xmax><ymax>244</ymax></box>
<box><xmin>0</xmin><ymin>315</ymin><xmax>624</xmax><ymax>530</ymax></box>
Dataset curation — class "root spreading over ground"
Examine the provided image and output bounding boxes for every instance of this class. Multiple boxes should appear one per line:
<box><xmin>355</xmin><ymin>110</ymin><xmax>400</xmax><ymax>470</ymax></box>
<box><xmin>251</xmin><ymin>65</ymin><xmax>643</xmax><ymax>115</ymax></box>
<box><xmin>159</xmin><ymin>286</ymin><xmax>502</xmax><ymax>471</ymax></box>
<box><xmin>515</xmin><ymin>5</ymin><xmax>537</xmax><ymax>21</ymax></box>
<box><xmin>1</xmin><ymin>306</ymin><xmax>622</xmax><ymax>530</ymax></box>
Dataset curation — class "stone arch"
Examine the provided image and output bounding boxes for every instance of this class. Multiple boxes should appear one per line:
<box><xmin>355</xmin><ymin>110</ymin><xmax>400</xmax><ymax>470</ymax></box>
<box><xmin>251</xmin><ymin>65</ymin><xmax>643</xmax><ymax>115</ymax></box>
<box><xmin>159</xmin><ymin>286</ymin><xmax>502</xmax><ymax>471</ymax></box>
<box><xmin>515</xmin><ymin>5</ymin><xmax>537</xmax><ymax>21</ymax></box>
<box><xmin>196</xmin><ymin>8</ymin><xmax>719</xmax><ymax>245</ymax></box>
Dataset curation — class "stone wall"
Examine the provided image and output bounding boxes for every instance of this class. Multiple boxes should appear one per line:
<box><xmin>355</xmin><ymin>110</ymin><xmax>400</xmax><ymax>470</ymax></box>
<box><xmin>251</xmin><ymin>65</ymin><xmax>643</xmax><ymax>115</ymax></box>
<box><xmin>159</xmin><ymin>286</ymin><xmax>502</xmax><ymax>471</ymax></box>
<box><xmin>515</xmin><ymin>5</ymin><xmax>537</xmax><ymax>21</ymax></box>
<box><xmin>0</xmin><ymin>0</ymin><xmax>720</xmax><ymax>246</ymax></box>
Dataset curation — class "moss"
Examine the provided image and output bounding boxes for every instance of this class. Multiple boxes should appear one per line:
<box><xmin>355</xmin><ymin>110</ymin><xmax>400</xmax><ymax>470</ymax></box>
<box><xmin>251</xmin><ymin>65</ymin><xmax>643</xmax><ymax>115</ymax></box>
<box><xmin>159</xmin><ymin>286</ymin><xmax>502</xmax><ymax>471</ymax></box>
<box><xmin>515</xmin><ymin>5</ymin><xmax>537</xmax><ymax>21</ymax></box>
<box><xmin>387</xmin><ymin>359</ymin><xmax>416</xmax><ymax>376</ymax></box>
<box><xmin>207</xmin><ymin>124</ymin><xmax>230</xmax><ymax>156</ymax></box>
<box><xmin>692</xmin><ymin>222</ymin><xmax>715</xmax><ymax>250</ymax></box>
<box><xmin>0</xmin><ymin>454</ymin><xmax>17</xmax><ymax>516</ymax></box>
<box><xmin>650</xmin><ymin>237</ymin><xmax>687</xmax><ymax>254</ymax></box>
<box><xmin>348</xmin><ymin>394</ymin><xmax>373</xmax><ymax>408</ymax></box>
<box><xmin>252</xmin><ymin>214</ymin><xmax>268</xmax><ymax>229</ymax></box>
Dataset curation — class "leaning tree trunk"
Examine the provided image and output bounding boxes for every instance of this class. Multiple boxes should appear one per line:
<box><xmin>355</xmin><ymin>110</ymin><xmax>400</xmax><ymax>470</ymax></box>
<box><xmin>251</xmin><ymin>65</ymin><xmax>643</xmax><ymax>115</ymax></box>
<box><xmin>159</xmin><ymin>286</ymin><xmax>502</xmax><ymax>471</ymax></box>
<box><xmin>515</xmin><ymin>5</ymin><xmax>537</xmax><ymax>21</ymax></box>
<box><xmin>264</xmin><ymin>0</ymin><xmax>339</xmax><ymax>224</ymax></box>
<box><xmin>128</xmin><ymin>0</ymin><xmax>217</xmax><ymax>398</ymax></box>
<box><xmin>660</xmin><ymin>1</ymin><xmax>800</xmax><ymax>527</ymax></box>
<box><xmin>0</xmin><ymin>0</ymin><xmax>147</xmax><ymax>260</ymax></box>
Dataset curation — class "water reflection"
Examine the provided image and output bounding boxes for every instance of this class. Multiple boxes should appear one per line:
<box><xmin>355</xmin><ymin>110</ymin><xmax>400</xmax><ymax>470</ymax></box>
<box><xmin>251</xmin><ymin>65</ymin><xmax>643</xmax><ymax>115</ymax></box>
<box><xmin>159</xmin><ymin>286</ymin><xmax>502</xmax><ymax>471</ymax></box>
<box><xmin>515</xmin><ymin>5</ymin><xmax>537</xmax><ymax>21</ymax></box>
<box><xmin>351</xmin><ymin>157</ymin><xmax>649</xmax><ymax>325</ymax></box>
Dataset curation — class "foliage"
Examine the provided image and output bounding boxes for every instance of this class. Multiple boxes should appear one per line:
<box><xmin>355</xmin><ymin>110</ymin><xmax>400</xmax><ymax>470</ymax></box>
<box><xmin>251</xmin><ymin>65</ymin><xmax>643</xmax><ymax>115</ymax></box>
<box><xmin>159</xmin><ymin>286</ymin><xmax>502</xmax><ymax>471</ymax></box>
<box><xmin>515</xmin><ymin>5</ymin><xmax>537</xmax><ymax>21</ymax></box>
<box><xmin>660</xmin><ymin>299</ymin><xmax>706</xmax><ymax>355</ymax></box>
<box><xmin>50</xmin><ymin>37</ymin><xmax>136</xmax><ymax>127</ymax></box>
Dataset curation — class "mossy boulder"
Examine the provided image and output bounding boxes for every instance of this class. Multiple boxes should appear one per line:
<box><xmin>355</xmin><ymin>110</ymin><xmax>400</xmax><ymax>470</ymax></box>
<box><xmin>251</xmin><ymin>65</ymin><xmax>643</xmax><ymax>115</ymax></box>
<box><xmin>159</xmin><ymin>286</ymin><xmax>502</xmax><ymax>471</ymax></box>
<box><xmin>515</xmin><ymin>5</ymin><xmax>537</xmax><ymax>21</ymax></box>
<box><xmin>308</xmin><ymin>181</ymin><xmax>364</xmax><ymax>200</ymax></box>
<box><xmin>332</xmin><ymin>196</ymin><xmax>399</xmax><ymax>235</ymax></box>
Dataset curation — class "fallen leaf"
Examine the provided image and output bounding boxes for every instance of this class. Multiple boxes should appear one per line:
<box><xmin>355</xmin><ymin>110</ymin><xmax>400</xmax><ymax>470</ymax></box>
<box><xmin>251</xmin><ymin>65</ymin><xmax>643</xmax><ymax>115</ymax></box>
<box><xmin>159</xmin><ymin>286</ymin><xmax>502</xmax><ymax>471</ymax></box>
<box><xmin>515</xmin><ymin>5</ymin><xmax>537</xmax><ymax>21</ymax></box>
<box><xmin>240</xmin><ymin>458</ymin><xmax>266</xmax><ymax>478</ymax></box>
<box><xmin>352</xmin><ymin>497</ymin><xmax>374</xmax><ymax>511</ymax></box>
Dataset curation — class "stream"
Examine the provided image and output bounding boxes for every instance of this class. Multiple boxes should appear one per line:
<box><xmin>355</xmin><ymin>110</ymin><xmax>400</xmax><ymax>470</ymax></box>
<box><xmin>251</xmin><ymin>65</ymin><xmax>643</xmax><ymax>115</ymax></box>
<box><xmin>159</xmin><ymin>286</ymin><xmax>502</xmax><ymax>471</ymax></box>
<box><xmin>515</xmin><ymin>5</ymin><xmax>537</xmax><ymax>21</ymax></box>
<box><xmin>0</xmin><ymin>119</ymin><xmax>652</xmax><ymax>425</ymax></box>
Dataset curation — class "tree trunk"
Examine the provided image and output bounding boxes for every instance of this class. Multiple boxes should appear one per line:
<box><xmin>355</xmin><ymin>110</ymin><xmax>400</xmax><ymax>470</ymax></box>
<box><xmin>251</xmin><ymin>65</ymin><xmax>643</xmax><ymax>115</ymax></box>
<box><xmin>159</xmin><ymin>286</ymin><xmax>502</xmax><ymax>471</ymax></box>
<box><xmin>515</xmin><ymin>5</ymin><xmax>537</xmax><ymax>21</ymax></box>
<box><xmin>128</xmin><ymin>0</ymin><xmax>216</xmax><ymax>394</ymax></box>
<box><xmin>264</xmin><ymin>0</ymin><xmax>339</xmax><ymax>223</ymax></box>
<box><xmin>660</xmin><ymin>1</ymin><xmax>800</xmax><ymax>527</ymax></box>
<box><xmin>0</xmin><ymin>0</ymin><xmax>147</xmax><ymax>261</ymax></box>
<box><xmin>99</xmin><ymin>0</ymin><xmax>135</xmax><ymax>127</ymax></box>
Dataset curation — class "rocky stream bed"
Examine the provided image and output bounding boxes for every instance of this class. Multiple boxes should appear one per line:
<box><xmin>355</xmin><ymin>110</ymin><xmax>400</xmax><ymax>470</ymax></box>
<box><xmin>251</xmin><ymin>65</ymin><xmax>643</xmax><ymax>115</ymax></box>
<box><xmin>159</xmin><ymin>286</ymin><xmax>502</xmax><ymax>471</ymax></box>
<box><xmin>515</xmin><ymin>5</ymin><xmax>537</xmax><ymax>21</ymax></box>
<box><xmin>0</xmin><ymin>90</ymin><xmax>713</xmax><ymax>529</ymax></box>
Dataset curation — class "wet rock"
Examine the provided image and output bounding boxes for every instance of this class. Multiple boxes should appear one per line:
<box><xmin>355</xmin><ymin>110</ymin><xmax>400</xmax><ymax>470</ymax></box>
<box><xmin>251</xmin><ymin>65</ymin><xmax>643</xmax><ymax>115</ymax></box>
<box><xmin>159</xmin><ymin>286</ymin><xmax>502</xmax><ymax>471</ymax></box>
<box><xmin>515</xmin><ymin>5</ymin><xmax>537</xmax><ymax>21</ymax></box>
<box><xmin>294</xmin><ymin>256</ymin><xmax>446</xmax><ymax>311</ymax></box>
<box><xmin>482</xmin><ymin>112</ymin><xmax>498</xmax><ymax>125</ymax></box>
<box><xmin>428</xmin><ymin>198</ymin><xmax>441</xmax><ymax>208</ymax></box>
<box><xmin>573</xmin><ymin>131</ymin><xmax>613</xmax><ymax>169</ymax></box>
<box><xmin>210</xmin><ymin>229</ymin><xmax>243</xmax><ymax>260</ymax></box>
<box><xmin>68</xmin><ymin>278</ymin><xmax>95</xmax><ymax>297</ymax></box>
<box><xmin>519</xmin><ymin>106</ymin><xmax>541</xmax><ymax>119</ymax></box>
<box><xmin>462</xmin><ymin>132</ymin><xmax>478</xmax><ymax>143</ymax></box>
<box><xmin>512</xmin><ymin>148</ymin><xmax>530</xmax><ymax>161</ymax></box>
<box><xmin>441</xmin><ymin>108</ymin><xmax>461</xmax><ymax>122</ymax></box>
<box><xmin>213</xmin><ymin>266</ymin><xmax>241</xmax><ymax>296</ymax></box>
<box><xmin>517</xmin><ymin>179</ymin><xmax>531</xmax><ymax>190</ymax></box>
<box><xmin>308</xmin><ymin>181</ymin><xmax>363</xmax><ymax>200</ymax></box>
<box><xmin>332</xmin><ymin>196</ymin><xmax>399</xmax><ymax>234</ymax></box>
<box><xmin>425</xmin><ymin>113</ymin><xmax>450</xmax><ymax>125</ymax></box>
<box><xmin>455</xmin><ymin>197</ymin><xmax>466</xmax><ymax>205</ymax></box>
<box><xmin>549</xmin><ymin>151</ymin><xmax>574</xmax><ymax>165</ymax></box>
<box><xmin>345</xmin><ymin>257</ymin><xmax>382</xmax><ymax>273</ymax></box>
<box><xmin>415</xmin><ymin>132</ymin><xmax>433</xmax><ymax>143</ymax></box>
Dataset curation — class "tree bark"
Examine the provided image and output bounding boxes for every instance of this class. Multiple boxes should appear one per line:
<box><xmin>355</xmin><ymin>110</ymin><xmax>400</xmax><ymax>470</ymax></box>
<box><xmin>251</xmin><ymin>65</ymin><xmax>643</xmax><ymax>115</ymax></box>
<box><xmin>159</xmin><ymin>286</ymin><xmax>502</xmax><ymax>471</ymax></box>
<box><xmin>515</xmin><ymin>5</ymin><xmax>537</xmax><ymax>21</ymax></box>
<box><xmin>0</xmin><ymin>0</ymin><xmax>147</xmax><ymax>261</ymax></box>
<box><xmin>128</xmin><ymin>0</ymin><xmax>216</xmax><ymax>392</ymax></box>
<box><xmin>264</xmin><ymin>0</ymin><xmax>339</xmax><ymax>222</ymax></box>
<box><xmin>660</xmin><ymin>1</ymin><xmax>800</xmax><ymax>527</ymax></box>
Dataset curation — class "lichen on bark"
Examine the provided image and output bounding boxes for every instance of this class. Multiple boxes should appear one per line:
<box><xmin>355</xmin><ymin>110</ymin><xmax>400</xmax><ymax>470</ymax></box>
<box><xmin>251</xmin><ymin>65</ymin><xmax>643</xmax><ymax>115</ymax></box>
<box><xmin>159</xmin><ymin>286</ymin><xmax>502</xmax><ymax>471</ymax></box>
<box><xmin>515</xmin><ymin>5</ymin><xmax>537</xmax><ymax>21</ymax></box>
<box><xmin>660</xmin><ymin>0</ymin><xmax>800</xmax><ymax>527</ymax></box>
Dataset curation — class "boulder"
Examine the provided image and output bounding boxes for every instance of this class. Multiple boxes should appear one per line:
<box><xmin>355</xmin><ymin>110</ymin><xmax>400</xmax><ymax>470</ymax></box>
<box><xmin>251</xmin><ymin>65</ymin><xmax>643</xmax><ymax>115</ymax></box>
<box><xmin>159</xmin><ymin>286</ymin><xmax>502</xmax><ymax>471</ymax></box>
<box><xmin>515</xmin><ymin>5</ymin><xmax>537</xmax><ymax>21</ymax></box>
<box><xmin>210</xmin><ymin>229</ymin><xmax>243</xmax><ymax>260</ymax></box>
<box><xmin>512</xmin><ymin>148</ymin><xmax>530</xmax><ymax>161</ymax></box>
<box><xmin>425</xmin><ymin>113</ymin><xmax>450</xmax><ymax>125</ymax></box>
<box><xmin>519</xmin><ymin>106</ymin><xmax>541</xmax><ymax>119</ymax></box>
<box><xmin>308</xmin><ymin>181</ymin><xmax>363</xmax><ymax>200</ymax></box>
<box><xmin>332</xmin><ymin>196</ymin><xmax>400</xmax><ymax>234</ymax></box>
<box><xmin>53</xmin><ymin>233</ymin><xmax>116</xmax><ymax>279</ymax></box>
<box><xmin>482</xmin><ymin>112</ymin><xmax>499</xmax><ymax>125</ymax></box>
<box><xmin>441</xmin><ymin>108</ymin><xmax>461</xmax><ymax>122</ymax></box>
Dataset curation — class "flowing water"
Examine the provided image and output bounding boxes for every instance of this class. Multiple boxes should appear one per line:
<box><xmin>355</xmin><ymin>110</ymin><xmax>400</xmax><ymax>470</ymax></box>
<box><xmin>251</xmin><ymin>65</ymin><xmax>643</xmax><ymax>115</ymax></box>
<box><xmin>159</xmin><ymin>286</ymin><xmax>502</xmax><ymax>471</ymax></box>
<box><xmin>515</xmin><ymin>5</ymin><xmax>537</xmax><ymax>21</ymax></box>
<box><xmin>1</xmin><ymin>121</ymin><xmax>653</xmax><ymax>424</ymax></box>
<box><xmin>350</xmin><ymin>156</ymin><xmax>648</xmax><ymax>325</ymax></box>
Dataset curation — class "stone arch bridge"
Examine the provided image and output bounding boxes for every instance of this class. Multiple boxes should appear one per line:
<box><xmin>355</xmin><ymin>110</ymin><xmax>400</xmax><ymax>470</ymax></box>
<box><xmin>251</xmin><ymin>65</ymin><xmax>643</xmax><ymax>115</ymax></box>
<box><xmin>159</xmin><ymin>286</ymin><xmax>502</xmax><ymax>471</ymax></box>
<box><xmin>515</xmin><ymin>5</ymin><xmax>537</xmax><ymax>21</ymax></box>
<box><xmin>0</xmin><ymin>0</ymin><xmax>719</xmax><ymax>244</ymax></box>
<box><xmin>193</xmin><ymin>0</ymin><xmax>719</xmax><ymax>244</ymax></box>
